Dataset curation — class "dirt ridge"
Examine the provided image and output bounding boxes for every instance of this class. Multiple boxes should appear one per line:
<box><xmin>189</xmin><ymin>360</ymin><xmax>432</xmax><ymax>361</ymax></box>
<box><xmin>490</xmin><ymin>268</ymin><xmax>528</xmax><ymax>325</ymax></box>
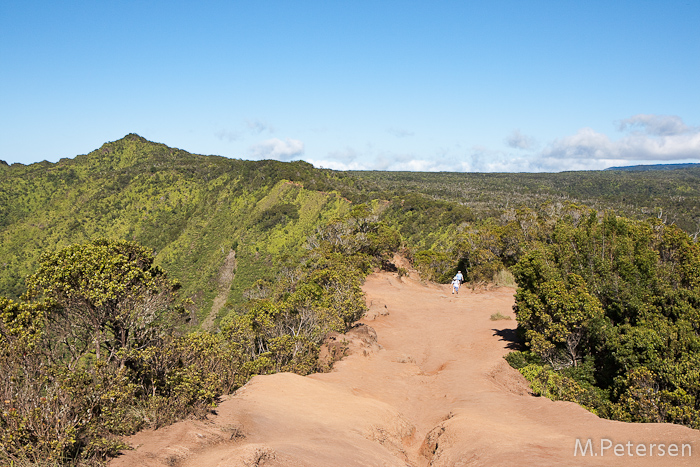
<box><xmin>110</xmin><ymin>271</ymin><xmax>700</xmax><ymax>467</ymax></box>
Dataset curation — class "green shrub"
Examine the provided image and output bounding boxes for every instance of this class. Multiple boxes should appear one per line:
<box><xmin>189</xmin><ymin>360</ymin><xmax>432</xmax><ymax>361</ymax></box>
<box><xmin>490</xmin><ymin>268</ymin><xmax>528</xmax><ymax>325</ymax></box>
<box><xmin>517</xmin><ymin>364</ymin><xmax>606</xmax><ymax>415</ymax></box>
<box><xmin>512</xmin><ymin>214</ymin><xmax>700</xmax><ymax>429</ymax></box>
<box><xmin>504</xmin><ymin>350</ymin><xmax>543</xmax><ymax>370</ymax></box>
<box><xmin>413</xmin><ymin>250</ymin><xmax>452</xmax><ymax>282</ymax></box>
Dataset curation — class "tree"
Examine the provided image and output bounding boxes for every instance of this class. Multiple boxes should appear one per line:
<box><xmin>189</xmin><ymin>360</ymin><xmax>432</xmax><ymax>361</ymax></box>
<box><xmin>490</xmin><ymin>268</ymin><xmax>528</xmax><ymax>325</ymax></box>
<box><xmin>511</xmin><ymin>213</ymin><xmax>700</xmax><ymax>428</ymax></box>
<box><xmin>514</xmin><ymin>274</ymin><xmax>604</xmax><ymax>368</ymax></box>
<box><xmin>24</xmin><ymin>239</ymin><xmax>184</xmax><ymax>366</ymax></box>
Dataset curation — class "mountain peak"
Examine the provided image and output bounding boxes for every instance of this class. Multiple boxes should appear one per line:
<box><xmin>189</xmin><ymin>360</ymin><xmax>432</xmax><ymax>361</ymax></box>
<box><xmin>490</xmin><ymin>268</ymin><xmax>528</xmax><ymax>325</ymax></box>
<box><xmin>120</xmin><ymin>133</ymin><xmax>149</xmax><ymax>143</ymax></box>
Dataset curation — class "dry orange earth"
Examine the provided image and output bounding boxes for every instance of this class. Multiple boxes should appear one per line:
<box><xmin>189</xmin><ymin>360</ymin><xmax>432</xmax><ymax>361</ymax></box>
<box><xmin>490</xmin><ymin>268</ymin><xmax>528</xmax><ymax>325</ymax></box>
<box><xmin>110</xmin><ymin>271</ymin><xmax>700</xmax><ymax>466</ymax></box>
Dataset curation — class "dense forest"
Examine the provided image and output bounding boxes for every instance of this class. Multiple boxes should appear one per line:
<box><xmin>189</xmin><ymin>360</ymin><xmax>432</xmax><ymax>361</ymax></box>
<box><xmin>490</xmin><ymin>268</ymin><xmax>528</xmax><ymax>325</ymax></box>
<box><xmin>1</xmin><ymin>134</ymin><xmax>699</xmax><ymax>465</ymax></box>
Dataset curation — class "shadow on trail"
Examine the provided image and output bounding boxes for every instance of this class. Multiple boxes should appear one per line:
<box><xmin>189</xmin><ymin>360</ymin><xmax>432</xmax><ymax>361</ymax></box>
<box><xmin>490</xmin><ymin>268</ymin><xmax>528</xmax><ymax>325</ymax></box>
<box><xmin>492</xmin><ymin>328</ymin><xmax>523</xmax><ymax>351</ymax></box>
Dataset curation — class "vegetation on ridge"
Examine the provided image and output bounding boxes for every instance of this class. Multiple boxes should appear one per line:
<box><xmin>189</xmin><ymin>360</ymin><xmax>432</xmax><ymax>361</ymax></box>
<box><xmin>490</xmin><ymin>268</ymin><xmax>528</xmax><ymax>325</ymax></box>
<box><xmin>1</xmin><ymin>207</ymin><xmax>401</xmax><ymax>464</ymax></box>
<box><xmin>508</xmin><ymin>212</ymin><xmax>700</xmax><ymax>428</ymax></box>
<box><xmin>1</xmin><ymin>134</ymin><xmax>700</xmax><ymax>464</ymax></box>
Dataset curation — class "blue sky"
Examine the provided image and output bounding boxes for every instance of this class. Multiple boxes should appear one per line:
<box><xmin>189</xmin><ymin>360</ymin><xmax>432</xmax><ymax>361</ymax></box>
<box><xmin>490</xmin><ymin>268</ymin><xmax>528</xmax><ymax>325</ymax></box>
<box><xmin>2</xmin><ymin>1</ymin><xmax>699</xmax><ymax>172</ymax></box>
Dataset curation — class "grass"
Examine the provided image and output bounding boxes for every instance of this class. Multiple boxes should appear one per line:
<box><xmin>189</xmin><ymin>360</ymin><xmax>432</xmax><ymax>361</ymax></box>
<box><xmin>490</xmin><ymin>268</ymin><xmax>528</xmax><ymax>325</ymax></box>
<box><xmin>493</xmin><ymin>269</ymin><xmax>517</xmax><ymax>288</ymax></box>
<box><xmin>490</xmin><ymin>312</ymin><xmax>513</xmax><ymax>321</ymax></box>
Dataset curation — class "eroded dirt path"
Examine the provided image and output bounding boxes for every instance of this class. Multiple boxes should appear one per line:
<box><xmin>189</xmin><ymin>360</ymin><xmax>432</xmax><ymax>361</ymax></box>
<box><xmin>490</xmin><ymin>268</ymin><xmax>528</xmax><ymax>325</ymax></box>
<box><xmin>202</xmin><ymin>249</ymin><xmax>237</xmax><ymax>331</ymax></box>
<box><xmin>110</xmin><ymin>272</ymin><xmax>700</xmax><ymax>467</ymax></box>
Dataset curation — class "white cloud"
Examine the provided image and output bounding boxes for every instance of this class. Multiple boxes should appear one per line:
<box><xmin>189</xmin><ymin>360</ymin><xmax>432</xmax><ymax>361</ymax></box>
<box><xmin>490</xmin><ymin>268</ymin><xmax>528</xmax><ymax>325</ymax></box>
<box><xmin>541</xmin><ymin>127</ymin><xmax>614</xmax><ymax>159</ymax></box>
<box><xmin>310</xmin><ymin>153</ymin><xmax>452</xmax><ymax>172</ymax></box>
<box><xmin>312</xmin><ymin>114</ymin><xmax>699</xmax><ymax>173</ymax></box>
<box><xmin>506</xmin><ymin>130</ymin><xmax>537</xmax><ymax>150</ymax></box>
<box><xmin>617</xmin><ymin>114</ymin><xmax>695</xmax><ymax>136</ymax></box>
<box><xmin>306</xmin><ymin>159</ymin><xmax>366</xmax><ymax>171</ymax></box>
<box><xmin>314</xmin><ymin>146</ymin><xmax>550</xmax><ymax>173</ymax></box>
<box><xmin>249</xmin><ymin>138</ymin><xmax>304</xmax><ymax>161</ymax></box>
<box><xmin>541</xmin><ymin>115</ymin><xmax>700</xmax><ymax>162</ymax></box>
<box><xmin>521</xmin><ymin>155</ymin><xmax>618</xmax><ymax>172</ymax></box>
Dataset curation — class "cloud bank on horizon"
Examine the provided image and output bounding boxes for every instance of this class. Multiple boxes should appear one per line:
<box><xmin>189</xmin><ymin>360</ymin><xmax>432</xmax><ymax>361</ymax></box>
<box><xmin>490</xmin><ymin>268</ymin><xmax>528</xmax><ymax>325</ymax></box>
<box><xmin>210</xmin><ymin>112</ymin><xmax>700</xmax><ymax>173</ymax></box>
<box><xmin>284</xmin><ymin>114</ymin><xmax>700</xmax><ymax>173</ymax></box>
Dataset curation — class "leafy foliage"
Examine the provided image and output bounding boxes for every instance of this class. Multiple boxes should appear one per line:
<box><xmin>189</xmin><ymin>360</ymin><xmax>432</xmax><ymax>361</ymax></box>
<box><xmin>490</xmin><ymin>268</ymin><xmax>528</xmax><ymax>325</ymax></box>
<box><xmin>1</xmin><ymin>240</ymin><xmax>193</xmax><ymax>464</ymax></box>
<box><xmin>220</xmin><ymin>204</ymin><xmax>400</xmax><ymax>378</ymax></box>
<box><xmin>257</xmin><ymin>202</ymin><xmax>300</xmax><ymax>230</ymax></box>
<box><xmin>511</xmin><ymin>212</ymin><xmax>700</xmax><ymax>429</ymax></box>
<box><xmin>24</xmin><ymin>239</ymin><xmax>184</xmax><ymax>365</ymax></box>
<box><xmin>515</xmin><ymin>274</ymin><xmax>604</xmax><ymax>368</ymax></box>
<box><xmin>1</xmin><ymin>202</ymin><xmax>402</xmax><ymax>465</ymax></box>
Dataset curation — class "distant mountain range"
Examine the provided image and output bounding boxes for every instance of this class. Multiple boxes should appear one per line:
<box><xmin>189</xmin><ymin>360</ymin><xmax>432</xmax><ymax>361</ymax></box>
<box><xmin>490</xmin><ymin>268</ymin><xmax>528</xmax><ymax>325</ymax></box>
<box><xmin>606</xmin><ymin>162</ymin><xmax>700</xmax><ymax>171</ymax></box>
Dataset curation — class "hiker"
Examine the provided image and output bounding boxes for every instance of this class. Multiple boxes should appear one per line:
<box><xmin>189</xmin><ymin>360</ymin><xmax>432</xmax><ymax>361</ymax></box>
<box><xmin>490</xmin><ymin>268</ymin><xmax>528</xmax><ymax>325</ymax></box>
<box><xmin>451</xmin><ymin>276</ymin><xmax>461</xmax><ymax>294</ymax></box>
<box><xmin>454</xmin><ymin>270</ymin><xmax>463</xmax><ymax>283</ymax></box>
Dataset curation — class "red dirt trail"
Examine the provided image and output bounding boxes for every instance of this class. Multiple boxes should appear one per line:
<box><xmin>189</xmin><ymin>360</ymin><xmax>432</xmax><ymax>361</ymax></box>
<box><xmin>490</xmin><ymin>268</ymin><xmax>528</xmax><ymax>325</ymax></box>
<box><xmin>110</xmin><ymin>271</ymin><xmax>700</xmax><ymax>466</ymax></box>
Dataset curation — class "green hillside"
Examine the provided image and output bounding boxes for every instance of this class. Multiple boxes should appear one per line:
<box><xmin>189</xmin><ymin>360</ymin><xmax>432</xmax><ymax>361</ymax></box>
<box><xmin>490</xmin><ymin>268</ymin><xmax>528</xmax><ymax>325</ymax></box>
<box><xmin>3</xmin><ymin>134</ymin><xmax>700</xmax><ymax>319</ymax></box>
<box><xmin>0</xmin><ymin>135</ymin><xmax>358</xmax><ymax>325</ymax></box>
<box><xmin>2</xmin><ymin>134</ymin><xmax>700</xmax><ymax>464</ymax></box>
<box><xmin>3</xmin><ymin>134</ymin><xmax>700</xmax><ymax>320</ymax></box>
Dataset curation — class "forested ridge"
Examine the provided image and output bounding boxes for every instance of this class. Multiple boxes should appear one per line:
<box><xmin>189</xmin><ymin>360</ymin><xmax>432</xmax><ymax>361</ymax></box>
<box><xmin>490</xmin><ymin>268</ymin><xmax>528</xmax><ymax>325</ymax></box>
<box><xmin>1</xmin><ymin>134</ymin><xmax>699</xmax><ymax>465</ymax></box>
<box><xmin>3</xmin><ymin>134</ymin><xmax>700</xmax><ymax>306</ymax></box>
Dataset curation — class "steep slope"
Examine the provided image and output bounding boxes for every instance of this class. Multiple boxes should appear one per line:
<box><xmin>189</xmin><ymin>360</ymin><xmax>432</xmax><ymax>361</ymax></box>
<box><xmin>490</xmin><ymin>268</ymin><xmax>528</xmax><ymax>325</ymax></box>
<box><xmin>0</xmin><ymin>135</ymin><xmax>355</xmax><ymax>322</ymax></box>
<box><xmin>109</xmin><ymin>272</ymin><xmax>699</xmax><ymax>466</ymax></box>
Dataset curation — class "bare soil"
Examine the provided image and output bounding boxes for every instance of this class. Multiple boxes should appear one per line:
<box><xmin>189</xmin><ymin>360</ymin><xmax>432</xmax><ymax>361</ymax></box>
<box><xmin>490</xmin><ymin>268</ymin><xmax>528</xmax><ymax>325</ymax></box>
<box><xmin>110</xmin><ymin>271</ymin><xmax>700</xmax><ymax>466</ymax></box>
<box><xmin>202</xmin><ymin>249</ymin><xmax>237</xmax><ymax>331</ymax></box>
